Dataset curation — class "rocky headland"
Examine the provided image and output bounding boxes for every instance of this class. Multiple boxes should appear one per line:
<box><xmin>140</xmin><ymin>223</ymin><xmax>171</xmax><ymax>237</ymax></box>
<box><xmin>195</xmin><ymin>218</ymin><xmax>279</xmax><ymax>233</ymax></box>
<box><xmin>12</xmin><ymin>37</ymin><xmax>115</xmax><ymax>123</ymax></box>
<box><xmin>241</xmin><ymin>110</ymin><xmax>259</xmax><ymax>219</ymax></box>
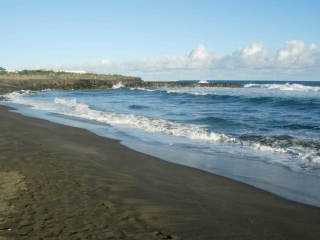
<box><xmin>0</xmin><ymin>69</ymin><xmax>241</xmax><ymax>94</ymax></box>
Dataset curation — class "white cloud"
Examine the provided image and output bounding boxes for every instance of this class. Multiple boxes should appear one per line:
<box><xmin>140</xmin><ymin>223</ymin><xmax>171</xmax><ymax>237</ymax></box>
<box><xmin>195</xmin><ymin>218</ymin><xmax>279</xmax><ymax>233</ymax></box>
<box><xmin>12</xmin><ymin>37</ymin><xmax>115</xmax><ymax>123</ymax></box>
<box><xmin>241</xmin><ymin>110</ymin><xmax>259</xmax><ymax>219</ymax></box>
<box><xmin>188</xmin><ymin>45</ymin><xmax>215</xmax><ymax>61</ymax></box>
<box><xmin>59</xmin><ymin>40</ymin><xmax>320</xmax><ymax>80</ymax></box>
<box><xmin>241</xmin><ymin>43</ymin><xmax>267</xmax><ymax>58</ymax></box>
<box><xmin>276</xmin><ymin>40</ymin><xmax>320</xmax><ymax>68</ymax></box>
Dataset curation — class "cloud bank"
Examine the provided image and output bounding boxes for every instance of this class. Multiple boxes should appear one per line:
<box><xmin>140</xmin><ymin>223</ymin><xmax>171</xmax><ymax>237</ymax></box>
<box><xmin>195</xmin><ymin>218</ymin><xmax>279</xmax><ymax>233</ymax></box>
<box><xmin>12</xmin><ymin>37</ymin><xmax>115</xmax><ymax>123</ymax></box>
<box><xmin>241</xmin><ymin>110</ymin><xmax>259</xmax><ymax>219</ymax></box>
<box><xmin>62</xmin><ymin>40</ymin><xmax>320</xmax><ymax>80</ymax></box>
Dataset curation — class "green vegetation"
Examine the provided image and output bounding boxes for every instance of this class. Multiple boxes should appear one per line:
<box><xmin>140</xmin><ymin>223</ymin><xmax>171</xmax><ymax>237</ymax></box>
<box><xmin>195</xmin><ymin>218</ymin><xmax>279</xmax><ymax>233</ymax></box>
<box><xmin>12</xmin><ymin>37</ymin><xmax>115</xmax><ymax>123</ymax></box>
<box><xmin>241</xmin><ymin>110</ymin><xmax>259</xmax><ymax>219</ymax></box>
<box><xmin>0</xmin><ymin>69</ymin><xmax>142</xmax><ymax>94</ymax></box>
<box><xmin>0</xmin><ymin>67</ymin><xmax>6</xmax><ymax>74</ymax></box>
<box><xmin>18</xmin><ymin>69</ymin><xmax>55</xmax><ymax>75</ymax></box>
<box><xmin>0</xmin><ymin>68</ymin><xmax>242</xmax><ymax>94</ymax></box>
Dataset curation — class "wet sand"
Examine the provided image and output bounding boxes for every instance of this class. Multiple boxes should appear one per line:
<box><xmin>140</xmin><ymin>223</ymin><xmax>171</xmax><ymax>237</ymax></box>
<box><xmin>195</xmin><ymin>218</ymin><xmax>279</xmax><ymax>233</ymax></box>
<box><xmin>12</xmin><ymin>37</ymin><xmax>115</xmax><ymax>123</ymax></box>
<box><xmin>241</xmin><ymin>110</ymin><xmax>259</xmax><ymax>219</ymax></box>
<box><xmin>0</xmin><ymin>105</ymin><xmax>320</xmax><ymax>240</ymax></box>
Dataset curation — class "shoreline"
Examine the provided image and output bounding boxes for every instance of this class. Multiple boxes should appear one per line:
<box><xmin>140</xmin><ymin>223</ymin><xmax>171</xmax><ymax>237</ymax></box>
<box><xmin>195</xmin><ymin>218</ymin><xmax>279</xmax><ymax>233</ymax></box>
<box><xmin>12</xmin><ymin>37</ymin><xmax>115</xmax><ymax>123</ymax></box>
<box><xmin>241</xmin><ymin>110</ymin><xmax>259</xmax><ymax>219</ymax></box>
<box><xmin>0</xmin><ymin>71</ymin><xmax>242</xmax><ymax>94</ymax></box>
<box><xmin>1</xmin><ymin>105</ymin><xmax>320</xmax><ymax>239</ymax></box>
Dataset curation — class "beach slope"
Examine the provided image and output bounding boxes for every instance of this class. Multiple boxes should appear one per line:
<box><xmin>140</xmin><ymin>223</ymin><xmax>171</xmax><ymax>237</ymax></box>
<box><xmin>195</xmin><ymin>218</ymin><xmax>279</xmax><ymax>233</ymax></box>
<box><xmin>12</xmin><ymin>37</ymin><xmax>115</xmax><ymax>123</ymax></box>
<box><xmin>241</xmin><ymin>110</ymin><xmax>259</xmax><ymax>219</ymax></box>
<box><xmin>0</xmin><ymin>106</ymin><xmax>319</xmax><ymax>240</ymax></box>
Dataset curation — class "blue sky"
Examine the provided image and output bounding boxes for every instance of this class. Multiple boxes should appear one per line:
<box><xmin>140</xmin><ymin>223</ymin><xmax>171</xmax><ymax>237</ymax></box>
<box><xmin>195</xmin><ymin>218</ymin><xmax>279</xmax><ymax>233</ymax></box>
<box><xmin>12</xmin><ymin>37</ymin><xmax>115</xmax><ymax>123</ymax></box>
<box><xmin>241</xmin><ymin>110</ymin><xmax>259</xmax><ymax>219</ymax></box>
<box><xmin>1</xmin><ymin>0</ymin><xmax>320</xmax><ymax>80</ymax></box>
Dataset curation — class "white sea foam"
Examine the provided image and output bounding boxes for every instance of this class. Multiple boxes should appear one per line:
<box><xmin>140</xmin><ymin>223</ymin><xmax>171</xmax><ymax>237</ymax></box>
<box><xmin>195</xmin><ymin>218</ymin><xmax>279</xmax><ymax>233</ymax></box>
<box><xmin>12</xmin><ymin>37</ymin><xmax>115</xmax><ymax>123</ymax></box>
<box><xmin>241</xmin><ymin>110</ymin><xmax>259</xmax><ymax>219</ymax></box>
<box><xmin>112</xmin><ymin>82</ymin><xmax>124</xmax><ymax>89</ymax></box>
<box><xmin>198</xmin><ymin>80</ymin><xmax>209</xmax><ymax>84</ymax></box>
<box><xmin>242</xmin><ymin>138</ymin><xmax>320</xmax><ymax>169</ymax></box>
<box><xmin>5</xmin><ymin>94</ymin><xmax>234</xmax><ymax>143</ymax></box>
<box><xmin>3</xmin><ymin>90</ymin><xmax>33</xmax><ymax>100</ymax></box>
<box><xmin>244</xmin><ymin>83</ymin><xmax>320</xmax><ymax>92</ymax></box>
<box><xmin>161</xmin><ymin>87</ymin><xmax>213</xmax><ymax>96</ymax></box>
<box><xmin>1</xmin><ymin>90</ymin><xmax>33</xmax><ymax>104</ymax></box>
<box><xmin>250</xmin><ymin>142</ymin><xmax>287</xmax><ymax>154</ymax></box>
<box><xmin>129</xmin><ymin>87</ymin><xmax>158</xmax><ymax>92</ymax></box>
<box><xmin>129</xmin><ymin>86</ymin><xmax>216</xmax><ymax>95</ymax></box>
<box><xmin>3</xmin><ymin>91</ymin><xmax>320</xmax><ymax>169</ymax></box>
<box><xmin>53</xmin><ymin>98</ymin><xmax>236</xmax><ymax>143</ymax></box>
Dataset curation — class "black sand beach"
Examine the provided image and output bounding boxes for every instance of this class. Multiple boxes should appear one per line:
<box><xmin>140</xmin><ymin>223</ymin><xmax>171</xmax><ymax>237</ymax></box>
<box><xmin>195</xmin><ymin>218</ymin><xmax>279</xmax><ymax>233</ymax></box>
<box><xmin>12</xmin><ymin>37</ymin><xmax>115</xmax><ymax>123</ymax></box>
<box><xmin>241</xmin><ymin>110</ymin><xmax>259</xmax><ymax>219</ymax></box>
<box><xmin>0</xmin><ymin>105</ymin><xmax>320</xmax><ymax>240</ymax></box>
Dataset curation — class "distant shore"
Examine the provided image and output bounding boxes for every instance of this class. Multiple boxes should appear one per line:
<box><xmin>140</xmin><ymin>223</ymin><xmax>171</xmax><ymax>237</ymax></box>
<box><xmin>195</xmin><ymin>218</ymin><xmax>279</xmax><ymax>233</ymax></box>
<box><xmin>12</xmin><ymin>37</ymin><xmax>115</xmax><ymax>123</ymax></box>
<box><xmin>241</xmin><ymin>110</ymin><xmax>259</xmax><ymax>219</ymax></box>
<box><xmin>0</xmin><ymin>105</ymin><xmax>320</xmax><ymax>240</ymax></box>
<box><xmin>0</xmin><ymin>70</ymin><xmax>142</xmax><ymax>94</ymax></box>
<box><xmin>0</xmin><ymin>69</ymin><xmax>241</xmax><ymax>94</ymax></box>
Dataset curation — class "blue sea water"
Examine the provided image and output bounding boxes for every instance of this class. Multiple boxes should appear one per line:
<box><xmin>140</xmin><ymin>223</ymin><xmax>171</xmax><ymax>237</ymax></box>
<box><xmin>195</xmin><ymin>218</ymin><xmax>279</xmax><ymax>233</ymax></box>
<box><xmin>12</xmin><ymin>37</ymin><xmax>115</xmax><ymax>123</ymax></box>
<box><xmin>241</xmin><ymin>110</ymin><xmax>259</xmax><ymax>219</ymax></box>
<box><xmin>2</xmin><ymin>80</ymin><xmax>320</xmax><ymax>207</ymax></box>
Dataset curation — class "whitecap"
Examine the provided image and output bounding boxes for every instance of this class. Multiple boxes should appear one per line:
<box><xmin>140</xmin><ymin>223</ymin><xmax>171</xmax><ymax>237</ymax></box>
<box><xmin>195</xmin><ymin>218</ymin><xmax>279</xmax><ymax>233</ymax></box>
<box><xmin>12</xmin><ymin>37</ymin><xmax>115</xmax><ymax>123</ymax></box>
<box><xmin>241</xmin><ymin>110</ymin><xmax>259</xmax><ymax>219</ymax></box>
<box><xmin>244</xmin><ymin>83</ymin><xmax>320</xmax><ymax>92</ymax></box>
<box><xmin>112</xmin><ymin>82</ymin><xmax>124</xmax><ymax>89</ymax></box>
<box><xmin>3</xmin><ymin>92</ymin><xmax>320</xmax><ymax>170</ymax></box>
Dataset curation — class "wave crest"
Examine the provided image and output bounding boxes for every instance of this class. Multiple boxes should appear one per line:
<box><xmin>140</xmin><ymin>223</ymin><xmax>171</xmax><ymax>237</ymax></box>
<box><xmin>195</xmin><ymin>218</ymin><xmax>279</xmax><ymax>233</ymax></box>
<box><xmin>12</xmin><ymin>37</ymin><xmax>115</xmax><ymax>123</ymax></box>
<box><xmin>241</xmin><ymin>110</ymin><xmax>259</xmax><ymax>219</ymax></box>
<box><xmin>3</xmin><ymin>92</ymin><xmax>320</xmax><ymax>170</ymax></box>
<box><xmin>53</xmin><ymin>98</ymin><xmax>234</xmax><ymax>143</ymax></box>
<box><xmin>32</xmin><ymin>98</ymin><xmax>320</xmax><ymax>169</ymax></box>
<box><xmin>244</xmin><ymin>83</ymin><xmax>320</xmax><ymax>92</ymax></box>
<box><xmin>240</xmin><ymin>135</ymin><xmax>320</xmax><ymax>169</ymax></box>
<box><xmin>112</xmin><ymin>82</ymin><xmax>124</xmax><ymax>89</ymax></box>
<box><xmin>2</xmin><ymin>90</ymin><xmax>33</xmax><ymax>101</ymax></box>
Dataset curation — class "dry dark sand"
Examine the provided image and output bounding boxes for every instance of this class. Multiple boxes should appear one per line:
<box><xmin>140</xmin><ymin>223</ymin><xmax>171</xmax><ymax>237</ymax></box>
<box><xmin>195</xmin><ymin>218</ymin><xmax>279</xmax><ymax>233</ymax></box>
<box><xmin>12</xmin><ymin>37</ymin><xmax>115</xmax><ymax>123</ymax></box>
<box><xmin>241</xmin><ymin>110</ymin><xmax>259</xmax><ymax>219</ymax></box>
<box><xmin>0</xmin><ymin>105</ymin><xmax>320</xmax><ymax>240</ymax></box>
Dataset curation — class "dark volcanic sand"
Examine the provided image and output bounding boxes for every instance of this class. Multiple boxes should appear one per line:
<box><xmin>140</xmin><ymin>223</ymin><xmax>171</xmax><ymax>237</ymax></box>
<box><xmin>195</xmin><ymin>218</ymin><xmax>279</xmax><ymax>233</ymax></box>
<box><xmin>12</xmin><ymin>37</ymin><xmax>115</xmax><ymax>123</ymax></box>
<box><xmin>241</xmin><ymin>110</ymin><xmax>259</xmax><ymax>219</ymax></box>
<box><xmin>0</xmin><ymin>106</ymin><xmax>319</xmax><ymax>240</ymax></box>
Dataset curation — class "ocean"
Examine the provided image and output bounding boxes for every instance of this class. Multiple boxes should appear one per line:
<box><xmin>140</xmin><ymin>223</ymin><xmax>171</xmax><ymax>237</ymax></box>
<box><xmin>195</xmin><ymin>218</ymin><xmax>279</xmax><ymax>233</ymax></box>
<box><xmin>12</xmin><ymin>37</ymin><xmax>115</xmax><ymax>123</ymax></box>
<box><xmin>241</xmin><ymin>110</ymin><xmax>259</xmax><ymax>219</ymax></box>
<box><xmin>2</xmin><ymin>80</ymin><xmax>320</xmax><ymax>207</ymax></box>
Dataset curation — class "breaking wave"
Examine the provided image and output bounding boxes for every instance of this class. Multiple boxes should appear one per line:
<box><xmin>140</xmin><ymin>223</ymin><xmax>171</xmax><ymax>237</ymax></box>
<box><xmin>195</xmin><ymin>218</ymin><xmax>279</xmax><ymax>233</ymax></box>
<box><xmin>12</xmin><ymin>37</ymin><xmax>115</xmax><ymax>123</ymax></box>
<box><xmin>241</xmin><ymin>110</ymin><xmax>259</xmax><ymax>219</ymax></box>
<box><xmin>244</xmin><ymin>83</ymin><xmax>320</xmax><ymax>92</ymax></box>
<box><xmin>3</xmin><ymin>93</ymin><xmax>233</xmax><ymax>143</ymax></box>
<box><xmin>239</xmin><ymin>135</ymin><xmax>320</xmax><ymax>169</ymax></box>
<box><xmin>129</xmin><ymin>87</ymin><xmax>158</xmax><ymax>92</ymax></box>
<box><xmin>155</xmin><ymin>87</ymin><xmax>218</xmax><ymax>96</ymax></box>
<box><xmin>52</xmin><ymin>98</ymin><xmax>236</xmax><ymax>143</ymax></box>
<box><xmin>2</xmin><ymin>90</ymin><xmax>33</xmax><ymax>101</ymax></box>
<box><xmin>2</xmin><ymin>91</ymin><xmax>320</xmax><ymax>170</ymax></box>
<box><xmin>112</xmin><ymin>82</ymin><xmax>124</xmax><ymax>89</ymax></box>
<box><xmin>129</xmin><ymin>83</ymin><xmax>320</xmax><ymax>96</ymax></box>
<box><xmin>198</xmin><ymin>80</ymin><xmax>209</xmax><ymax>84</ymax></box>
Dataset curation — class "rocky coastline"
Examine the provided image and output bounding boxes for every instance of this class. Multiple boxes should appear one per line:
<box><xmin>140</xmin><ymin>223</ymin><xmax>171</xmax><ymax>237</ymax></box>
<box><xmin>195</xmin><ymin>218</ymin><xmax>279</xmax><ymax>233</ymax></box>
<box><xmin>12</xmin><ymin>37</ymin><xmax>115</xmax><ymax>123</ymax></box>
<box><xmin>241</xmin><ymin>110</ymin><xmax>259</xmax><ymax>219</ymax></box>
<box><xmin>0</xmin><ymin>70</ymin><xmax>241</xmax><ymax>94</ymax></box>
